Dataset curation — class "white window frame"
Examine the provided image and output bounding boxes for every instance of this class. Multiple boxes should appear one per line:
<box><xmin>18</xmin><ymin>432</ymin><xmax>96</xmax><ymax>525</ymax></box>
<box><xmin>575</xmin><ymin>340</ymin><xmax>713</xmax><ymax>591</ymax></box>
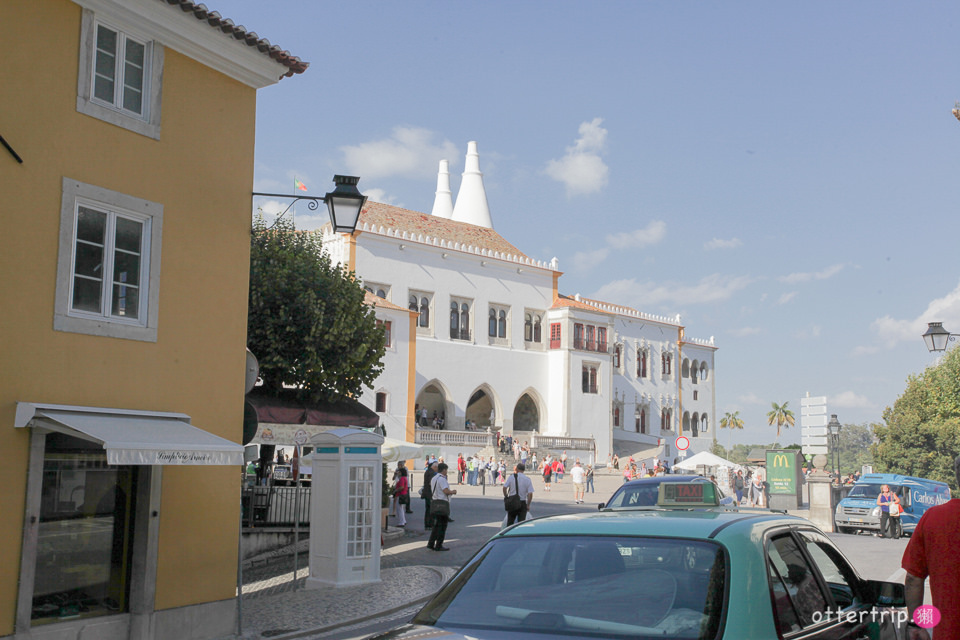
<box><xmin>409</xmin><ymin>290</ymin><xmax>433</xmax><ymax>336</ymax></box>
<box><xmin>449</xmin><ymin>296</ymin><xmax>473</xmax><ymax>342</ymax></box>
<box><xmin>55</xmin><ymin>178</ymin><xmax>162</xmax><ymax>342</ymax></box>
<box><xmin>487</xmin><ymin>304</ymin><xmax>510</xmax><ymax>347</ymax></box>
<box><xmin>364</xmin><ymin>282</ymin><xmax>390</xmax><ymax>300</ymax></box>
<box><xmin>77</xmin><ymin>9</ymin><xmax>164</xmax><ymax>139</ymax></box>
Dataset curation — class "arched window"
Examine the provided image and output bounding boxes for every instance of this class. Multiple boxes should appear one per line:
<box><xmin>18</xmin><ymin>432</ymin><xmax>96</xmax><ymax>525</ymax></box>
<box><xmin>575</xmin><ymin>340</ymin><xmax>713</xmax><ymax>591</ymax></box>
<box><xmin>701</xmin><ymin>414</ymin><xmax>709</xmax><ymax>433</ymax></box>
<box><xmin>533</xmin><ymin>315</ymin><xmax>542</xmax><ymax>342</ymax></box>
<box><xmin>450</xmin><ymin>301</ymin><xmax>460</xmax><ymax>339</ymax></box>
<box><xmin>613</xmin><ymin>406</ymin><xmax>620</xmax><ymax>427</ymax></box>
<box><xmin>498</xmin><ymin>309</ymin><xmax>506</xmax><ymax>338</ymax></box>
<box><xmin>524</xmin><ymin>313</ymin><xmax>533</xmax><ymax>341</ymax></box>
<box><xmin>638</xmin><ymin>348</ymin><xmax>648</xmax><ymax>378</ymax></box>
<box><xmin>376</xmin><ymin>288</ymin><xmax>386</xmax><ymax>298</ymax></box>
<box><xmin>460</xmin><ymin>302</ymin><xmax>470</xmax><ymax>336</ymax></box>
<box><xmin>488</xmin><ymin>308</ymin><xmax>498</xmax><ymax>337</ymax></box>
<box><xmin>419</xmin><ymin>297</ymin><xmax>429</xmax><ymax>327</ymax></box>
<box><xmin>409</xmin><ymin>294</ymin><xmax>418</xmax><ymax>313</ymax></box>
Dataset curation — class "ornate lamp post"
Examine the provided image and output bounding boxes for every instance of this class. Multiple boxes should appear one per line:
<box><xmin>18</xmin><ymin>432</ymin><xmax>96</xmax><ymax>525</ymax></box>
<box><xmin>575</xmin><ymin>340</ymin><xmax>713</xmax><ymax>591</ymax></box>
<box><xmin>253</xmin><ymin>174</ymin><xmax>367</xmax><ymax>233</ymax></box>
<box><xmin>827</xmin><ymin>414</ymin><xmax>842</xmax><ymax>477</ymax></box>
<box><xmin>922</xmin><ymin>322</ymin><xmax>959</xmax><ymax>352</ymax></box>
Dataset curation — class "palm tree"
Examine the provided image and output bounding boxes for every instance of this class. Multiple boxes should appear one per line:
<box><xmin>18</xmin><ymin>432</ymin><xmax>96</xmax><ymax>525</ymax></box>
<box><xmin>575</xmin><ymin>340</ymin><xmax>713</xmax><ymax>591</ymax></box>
<box><xmin>719</xmin><ymin>411</ymin><xmax>744</xmax><ymax>452</ymax></box>
<box><xmin>767</xmin><ymin>401</ymin><xmax>796</xmax><ymax>438</ymax></box>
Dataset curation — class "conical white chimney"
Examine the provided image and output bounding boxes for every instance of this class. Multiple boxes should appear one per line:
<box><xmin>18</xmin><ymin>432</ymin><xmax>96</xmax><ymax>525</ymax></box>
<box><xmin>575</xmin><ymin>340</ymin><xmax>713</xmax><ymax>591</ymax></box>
<box><xmin>451</xmin><ymin>141</ymin><xmax>493</xmax><ymax>229</ymax></box>
<box><xmin>431</xmin><ymin>159</ymin><xmax>454</xmax><ymax>218</ymax></box>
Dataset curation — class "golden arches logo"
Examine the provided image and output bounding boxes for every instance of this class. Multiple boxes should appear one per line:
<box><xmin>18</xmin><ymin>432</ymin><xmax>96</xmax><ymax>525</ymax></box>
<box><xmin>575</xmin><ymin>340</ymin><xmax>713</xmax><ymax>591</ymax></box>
<box><xmin>771</xmin><ymin>454</ymin><xmax>790</xmax><ymax>468</ymax></box>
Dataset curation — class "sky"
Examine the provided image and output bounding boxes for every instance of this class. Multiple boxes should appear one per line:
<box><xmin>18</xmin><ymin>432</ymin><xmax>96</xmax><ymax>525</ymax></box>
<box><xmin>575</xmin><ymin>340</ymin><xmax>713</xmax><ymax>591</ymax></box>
<box><xmin>214</xmin><ymin>1</ymin><xmax>960</xmax><ymax>446</ymax></box>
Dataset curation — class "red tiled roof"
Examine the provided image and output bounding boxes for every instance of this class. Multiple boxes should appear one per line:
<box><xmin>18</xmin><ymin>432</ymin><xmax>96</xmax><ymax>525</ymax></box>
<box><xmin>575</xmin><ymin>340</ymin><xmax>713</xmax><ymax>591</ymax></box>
<box><xmin>358</xmin><ymin>201</ymin><xmax>529</xmax><ymax>259</ymax></box>
<box><xmin>364</xmin><ymin>291</ymin><xmax>412</xmax><ymax>313</ymax></box>
<box><xmin>550</xmin><ymin>294</ymin><xmax>610</xmax><ymax>314</ymax></box>
<box><xmin>160</xmin><ymin>1</ymin><xmax>308</xmax><ymax>77</ymax></box>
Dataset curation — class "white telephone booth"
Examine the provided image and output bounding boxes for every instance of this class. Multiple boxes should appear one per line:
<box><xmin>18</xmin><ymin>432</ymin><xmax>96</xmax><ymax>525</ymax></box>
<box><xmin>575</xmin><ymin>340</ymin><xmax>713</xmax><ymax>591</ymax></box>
<box><xmin>305</xmin><ymin>427</ymin><xmax>384</xmax><ymax>588</ymax></box>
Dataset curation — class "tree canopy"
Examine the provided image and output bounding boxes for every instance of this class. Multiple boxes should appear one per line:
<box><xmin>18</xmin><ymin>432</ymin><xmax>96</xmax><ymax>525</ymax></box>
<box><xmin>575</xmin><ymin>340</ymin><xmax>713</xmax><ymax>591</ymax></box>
<box><xmin>874</xmin><ymin>347</ymin><xmax>960</xmax><ymax>490</ymax></box>
<box><xmin>247</xmin><ymin>215</ymin><xmax>385</xmax><ymax>404</ymax></box>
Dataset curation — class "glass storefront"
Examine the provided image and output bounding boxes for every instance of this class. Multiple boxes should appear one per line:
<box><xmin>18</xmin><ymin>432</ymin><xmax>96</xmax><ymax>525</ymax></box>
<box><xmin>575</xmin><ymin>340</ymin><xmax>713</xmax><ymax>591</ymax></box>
<box><xmin>32</xmin><ymin>433</ymin><xmax>137</xmax><ymax>623</ymax></box>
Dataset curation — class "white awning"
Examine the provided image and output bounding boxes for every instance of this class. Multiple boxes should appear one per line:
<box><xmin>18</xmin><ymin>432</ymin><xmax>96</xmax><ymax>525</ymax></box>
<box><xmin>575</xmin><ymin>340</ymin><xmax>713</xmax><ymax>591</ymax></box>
<box><xmin>15</xmin><ymin>402</ymin><xmax>244</xmax><ymax>466</ymax></box>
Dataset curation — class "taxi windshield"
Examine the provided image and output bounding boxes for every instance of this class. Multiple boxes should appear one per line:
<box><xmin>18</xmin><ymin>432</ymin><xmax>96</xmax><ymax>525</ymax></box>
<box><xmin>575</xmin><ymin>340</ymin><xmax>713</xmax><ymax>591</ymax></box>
<box><xmin>415</xmin><ymin>535</ymin><xmax>726</xmax><ymax>639</ymax></box>
<box><xmin>847</xmin><ymin>484</ymin><xmax>901</xmax><ymax>500</ymax></box>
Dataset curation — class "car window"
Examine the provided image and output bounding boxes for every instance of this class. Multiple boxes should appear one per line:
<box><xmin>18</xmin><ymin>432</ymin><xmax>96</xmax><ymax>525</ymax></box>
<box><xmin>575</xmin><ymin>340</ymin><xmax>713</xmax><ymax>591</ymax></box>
<box><xmin>415</xmin><ymin>535</ymin><xmax>726</xmax><ymax>639</ymax></box>
<box><xmin>766</xmin><ymin>534</ymin><xmax>828</xmax><ymax>630</ymax></box>
<box><xmin>607</xmin><ymin>485</ymin><xmax>659</xmax><ymax>507</ymax></box>
<box><xmin>796</xmin><ymin>530</ymin><xmax>859</xmax><ymax>609</ymax></box>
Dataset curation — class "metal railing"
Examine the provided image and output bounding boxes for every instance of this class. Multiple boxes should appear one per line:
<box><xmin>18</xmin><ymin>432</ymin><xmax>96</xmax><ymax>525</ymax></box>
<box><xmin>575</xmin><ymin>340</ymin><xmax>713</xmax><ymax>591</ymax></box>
<box><xmin>531</xmin><ymin>434</ymin><xmax>596</xmax><ymax>451</ymax></box>
<box><xmin>242</xmin><ymin>485</ymin><xmax>311</xmax><ymax>528</ymax></box>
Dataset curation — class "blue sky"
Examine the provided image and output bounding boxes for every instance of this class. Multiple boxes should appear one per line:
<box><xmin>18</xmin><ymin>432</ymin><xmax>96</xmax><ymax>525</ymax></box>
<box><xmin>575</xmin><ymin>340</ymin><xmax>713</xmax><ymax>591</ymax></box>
<box><xmin>217</xmin><ymin>1</ymin><xmax>960</xmax><ymax>446</ymax></box>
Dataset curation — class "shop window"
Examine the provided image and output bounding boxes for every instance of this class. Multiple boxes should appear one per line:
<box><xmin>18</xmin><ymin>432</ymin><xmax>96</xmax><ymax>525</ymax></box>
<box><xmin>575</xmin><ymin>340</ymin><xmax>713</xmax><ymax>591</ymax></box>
<box><xmin>32</xmin><ymin>433</ymin><xmax>138</xmax><ymax>622</ymax></box>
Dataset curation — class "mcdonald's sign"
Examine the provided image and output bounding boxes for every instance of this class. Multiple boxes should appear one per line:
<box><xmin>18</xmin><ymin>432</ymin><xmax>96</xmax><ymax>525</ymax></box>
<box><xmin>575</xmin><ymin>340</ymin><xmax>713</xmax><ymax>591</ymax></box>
<box><xmin>766</xmin><ymin>450</ymin><xmax>798</xmax><ymax>495</ymax></box>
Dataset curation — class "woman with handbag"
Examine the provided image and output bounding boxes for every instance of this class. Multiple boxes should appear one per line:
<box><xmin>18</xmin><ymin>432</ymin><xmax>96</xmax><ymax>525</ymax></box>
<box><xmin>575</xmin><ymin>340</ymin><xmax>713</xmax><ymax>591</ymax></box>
<box><xmin>876</xmin><ymin>484</ymin><xmax>900</xmax><ymax>538</ymax></box>
<box><xmin>427</xmin><ymin>463</ymin><xmax>456</xmax><ymax>551</ymax></box>
<box><xmin>392</xmin><ymin>466</ymin><xmax>408</xmax><ymax>527</ymax></box>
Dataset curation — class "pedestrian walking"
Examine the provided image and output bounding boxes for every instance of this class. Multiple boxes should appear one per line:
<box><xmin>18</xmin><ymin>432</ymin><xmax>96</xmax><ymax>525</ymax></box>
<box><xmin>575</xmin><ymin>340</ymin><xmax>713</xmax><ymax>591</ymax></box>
<box><xmin>902</xmin><ymin>455</ymin><xmax>960</xmax><ymax>640</ymax></box>
<box><xmin>542</xmin><ymin>461</ymin><xmax>552</xmax><ymax>491</ymax></box>
<box><xmin>391</xmin><ymin>466</ymin><xmax>408</xmax><ymax>527</ymax></box>
<box><xmin>503</xmin><ymin>463</ymin><xmax>534</xmax><ymax>526</ymax></box>
<box><xmin>422</xmin><ymin>460</ymin><xmax>438</xmax><ymax>529</ymax></box>
<box><xmin>585</xmin><ymin>464</ymin><xmax>595</xmax><ymax>493</ymax></box>
<box><xmin>570</xmin><ymin>460</ymin><xmax>585</xmax><ymax>503</ymax></box>
<box><xmin>427</xmin><ymin>463</ymin><xmax>456</xmax><ymax>551</ymax></box>
<box><xmin>876</xmin><ymin>484</ymin><xmax>901</xmax><ymax>539</ymax></box>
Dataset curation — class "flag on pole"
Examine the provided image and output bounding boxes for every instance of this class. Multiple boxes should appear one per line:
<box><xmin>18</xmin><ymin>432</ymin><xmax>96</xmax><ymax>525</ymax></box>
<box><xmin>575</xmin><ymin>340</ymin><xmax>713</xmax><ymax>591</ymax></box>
<box><xmin>294</xmin><ymin>178</ymin><xmax>307</xmax><ymax>192</ymax></box>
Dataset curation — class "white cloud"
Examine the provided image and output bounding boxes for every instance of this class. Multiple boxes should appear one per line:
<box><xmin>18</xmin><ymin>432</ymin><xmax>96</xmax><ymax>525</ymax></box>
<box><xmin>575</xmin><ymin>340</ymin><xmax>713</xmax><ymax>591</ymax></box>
<box><xmin>868</xmin><ymin>280</ymin><xmax>960</xmax><ymax>349</ymax></box>
<box><xmin>592</xmin><ymin>273</ymin><xmax>754</xmax><ymax>308</ymax></box>
<box><xmin>731</xmin><ymin>326</ymin><xmax>762</xmax><ymax>337</ymax></box>
<box><xmin>704</xmin><ymin>237</ymin><xmax>742</xmax><ymax>250</ymax></box>
<box><xmin>778</xmin><ymin>291</ymin><xmax>798</xmax><ymax>305</ymax></box>
<box><xmin>341</xmin><ymin>127</ymin><xmax>459</xmax><ymax>180</ymax></box>
<box><xmin>572</xmin><ymin>248</ymin><xmax>611</xmax><ymax>272</ymax></box>
<box><xmin>736</xmin><ymin>392</ymin><xmax>765</xmax><ymax>405</ymax></box>
<box><xmin>606</xmin><ymin>221</ymin><xmax>667</xmax><ymax>249</ymax></box>
<box><xmin>829</xmin><ymin>391</ymin><xmax>873</xmax><ymax>409</ymax></box>
<box><xmin>780</xmin><ymin>263</ymin><xmax>845</xmax><ymax>284</ymax></box>
<box><xmin>792</xmin><ymin>325</ymin><xmax>822</xmax><ymax>340</ymax></box>
<box><xmin>544</xmin><ymin>118</ymin><xmax>609</xmax><ymax>196</ymax></box>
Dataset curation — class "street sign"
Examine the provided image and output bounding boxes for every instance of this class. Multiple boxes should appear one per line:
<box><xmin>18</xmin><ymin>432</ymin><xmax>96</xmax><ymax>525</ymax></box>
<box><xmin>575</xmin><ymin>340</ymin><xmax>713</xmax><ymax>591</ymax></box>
<box><xmin>801</xmin><ymin>414</ymin><xmax>828</xmax><ymax>427</ymax></box>
<box><xmin>801</xmin><ymin>394</ymin><xmax>829</xmax><ymax>456</ymax></box>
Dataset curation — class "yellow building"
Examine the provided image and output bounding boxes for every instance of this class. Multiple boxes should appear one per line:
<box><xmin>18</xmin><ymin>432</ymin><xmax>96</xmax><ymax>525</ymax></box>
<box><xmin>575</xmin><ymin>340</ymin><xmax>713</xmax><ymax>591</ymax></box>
<box><xmin>0</xmin><ymin>1</ymin><xmax>305</xmax><ymax>638</ymax></box>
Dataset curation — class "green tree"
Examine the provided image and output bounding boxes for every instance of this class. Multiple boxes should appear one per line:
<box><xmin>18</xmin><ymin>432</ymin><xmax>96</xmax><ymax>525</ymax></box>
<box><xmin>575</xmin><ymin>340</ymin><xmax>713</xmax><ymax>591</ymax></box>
<box><xmin>873</xmin><ymin>346</ymin><xmax>960</xmax><ymax>490</ymax></box>
<box><xmin>835</xmin><ymin>422</ymin><xmax>877</xmax><ymax>476</ymax></box>
<box><xmin>719</xmin><ymin>411</ymin><xmax>744</xmax><ymax>451</ymax></box>
<box><xmin>767</xmin><ymin>401</ymin><xmax>796</xmax><ymax>438</ymax></box>
<box><xmin>247</xmin><ymin>215</ymin><xmax>385</xmax><ymax>403</ymax></box>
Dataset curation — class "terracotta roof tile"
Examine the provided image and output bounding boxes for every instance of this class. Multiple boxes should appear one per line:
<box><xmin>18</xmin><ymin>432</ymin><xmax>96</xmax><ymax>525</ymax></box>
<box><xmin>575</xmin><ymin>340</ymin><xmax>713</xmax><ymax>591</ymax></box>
<box><xmin>364</xmin><ymin>291</ymin><xmax>412</xmax><ymax>314</ymax></box>
<box><xmin>550</xmin><ymin>294</ymin><xmax>610</xmax><ymax>314</ymax></box>
<box><xmin>358</xmin><ymin>201</ymin><xmax>529</xmax><ymax>259</ymax></box>
<box><xmin>160</xmin><ymin>1</ymin><xmax>308</xmax><ymax>77</ymax></box>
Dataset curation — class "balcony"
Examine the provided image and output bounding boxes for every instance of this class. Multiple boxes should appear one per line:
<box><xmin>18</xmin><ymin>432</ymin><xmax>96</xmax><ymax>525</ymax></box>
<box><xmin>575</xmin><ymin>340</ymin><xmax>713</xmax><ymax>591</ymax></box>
<box><xmin>573</xmin><ymin>339</ymin><xmax>609</xmax><ymax>353</ymax></box>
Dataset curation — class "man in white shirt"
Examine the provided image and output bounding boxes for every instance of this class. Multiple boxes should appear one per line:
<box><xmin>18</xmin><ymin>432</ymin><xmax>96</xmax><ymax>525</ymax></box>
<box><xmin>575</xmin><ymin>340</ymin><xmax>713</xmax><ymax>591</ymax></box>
<box><xmin>570</xmin><ymin>460</ymin><xmax>586</xmax><ymax>504</ymax></box>
<box><xmin>503</xmin><ymin>463</ymin><xmax>535</xmax><ymax>525</ymax></box>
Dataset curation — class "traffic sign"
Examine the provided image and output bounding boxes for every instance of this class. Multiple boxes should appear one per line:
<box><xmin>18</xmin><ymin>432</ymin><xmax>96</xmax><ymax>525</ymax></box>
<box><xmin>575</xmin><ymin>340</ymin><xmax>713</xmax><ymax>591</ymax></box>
<box><xmin>803</xmin><ymin>426</ymin><xmax>829</xmax><ymax>437</ymax></box>
<box><xmin>803</xmin><ymin>445</ymin><xmax>829</xmax><ymax>455</ymax></box>
<box><xmin>801</xmin><ymin>405</ymin><xmax>827</xmax><ymax>416</ymax></box>
<box><xmin>801</xmin><ymin>396</ymin><xmax>827</xmax><ymax>406</ymax></box>
<box><xmin>676</xmin><ymin>436</ymin><xmax>690</xmax><ymax>451</ymax></box>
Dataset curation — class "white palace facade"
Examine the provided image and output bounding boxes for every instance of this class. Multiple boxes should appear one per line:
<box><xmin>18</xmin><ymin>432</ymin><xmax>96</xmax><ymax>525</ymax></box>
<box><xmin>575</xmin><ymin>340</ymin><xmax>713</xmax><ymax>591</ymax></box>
<box><xmin>322</xmin><ymin>142</ymin><xmax>717</xmax><ymax>465</ymax></box>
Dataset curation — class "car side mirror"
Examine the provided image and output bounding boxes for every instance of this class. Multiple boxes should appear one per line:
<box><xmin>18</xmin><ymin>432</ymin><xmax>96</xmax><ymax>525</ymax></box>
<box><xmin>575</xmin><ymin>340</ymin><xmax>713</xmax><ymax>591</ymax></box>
<box><xmin>862</xmin><ymin>579</ymin><xmax>905</xmax><ymax>607</ymax></box>
<box><xmin>597</xmin><ymin>502</ymin><xmax>605</xmax><ymax>511</ymax></box>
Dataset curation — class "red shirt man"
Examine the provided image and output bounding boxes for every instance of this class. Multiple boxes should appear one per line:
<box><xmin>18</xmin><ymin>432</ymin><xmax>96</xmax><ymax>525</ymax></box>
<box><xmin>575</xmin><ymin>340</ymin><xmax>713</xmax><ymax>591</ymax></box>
<box><xmin>902</xmin><ymin>496</ymin><xmax>960</xmax><ymax>639</ymax></box>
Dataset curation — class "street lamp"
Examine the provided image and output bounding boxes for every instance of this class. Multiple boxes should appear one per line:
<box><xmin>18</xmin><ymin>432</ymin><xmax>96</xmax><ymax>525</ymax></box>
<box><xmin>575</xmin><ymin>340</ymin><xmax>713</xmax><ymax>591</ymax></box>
<box><xmin>252</xmin><ymin>174</ymin><xmax>367</xmax><ymax>234</ymax></box>
<box><xmin>827</xmin><ymin>414</ymin><xmax>842</xmax><ymax>477</ymax></box>
<box><xmin>922</xmin><ymin>322</ymin><xmax>959</xmax><ymax>352</ymax></box>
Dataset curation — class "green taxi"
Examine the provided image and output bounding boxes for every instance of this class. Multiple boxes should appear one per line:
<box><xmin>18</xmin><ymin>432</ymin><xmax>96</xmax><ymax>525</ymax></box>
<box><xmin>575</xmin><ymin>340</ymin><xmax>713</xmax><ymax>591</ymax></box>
<box><xmin>372</xmin><ymin>482</ymin><xmax>906</xmax><ymax>640</ymax></box>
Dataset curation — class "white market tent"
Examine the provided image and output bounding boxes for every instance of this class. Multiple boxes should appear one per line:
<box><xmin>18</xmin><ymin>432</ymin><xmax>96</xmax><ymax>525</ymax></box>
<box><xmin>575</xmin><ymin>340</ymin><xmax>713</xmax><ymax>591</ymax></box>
<box><xmin>381</xmin><ymin>437</ymin><xmax>424</xmax><ymax>463</ymax></box>
<box><xmin>674</xmin><ymin>451</ymin><xmax>743</xmax><ymax>472</ymax></box>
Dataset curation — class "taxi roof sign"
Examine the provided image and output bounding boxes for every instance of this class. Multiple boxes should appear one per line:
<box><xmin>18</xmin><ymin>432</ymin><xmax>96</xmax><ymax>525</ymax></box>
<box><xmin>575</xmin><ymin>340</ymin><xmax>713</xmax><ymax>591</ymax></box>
<box><xmin>657</xmin><ymin>481</ymin><xmax>720</xmax><ymax>507</ymax></box>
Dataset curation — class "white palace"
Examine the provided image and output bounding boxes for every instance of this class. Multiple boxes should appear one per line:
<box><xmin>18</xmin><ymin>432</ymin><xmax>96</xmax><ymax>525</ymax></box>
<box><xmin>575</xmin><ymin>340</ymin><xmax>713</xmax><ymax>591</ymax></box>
<box><xmin>322</xmin><ymin>142</ymin><xmax>717</xmax><ymax>465</ymax></box>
